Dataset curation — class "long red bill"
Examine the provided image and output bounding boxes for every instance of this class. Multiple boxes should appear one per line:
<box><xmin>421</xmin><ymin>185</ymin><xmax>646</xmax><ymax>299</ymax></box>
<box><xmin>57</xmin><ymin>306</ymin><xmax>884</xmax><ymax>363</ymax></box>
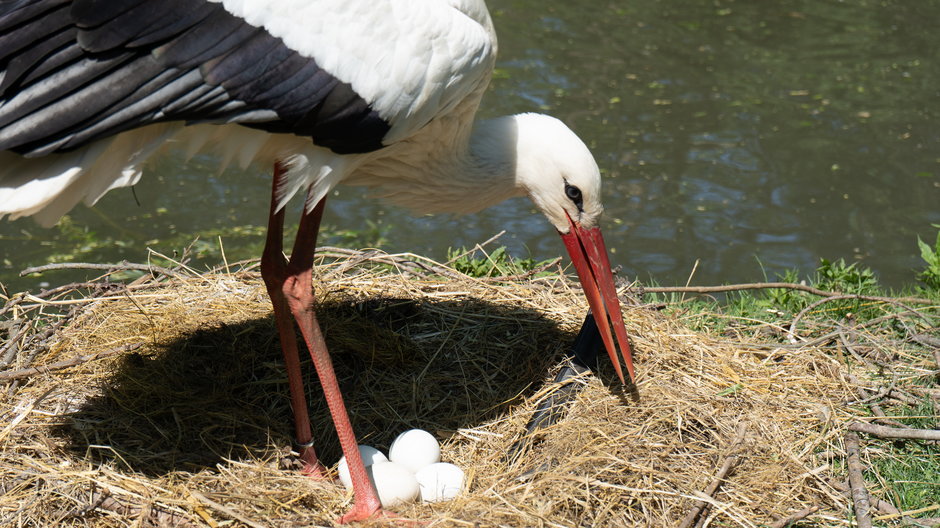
<box><xmin>559</xmin><ymin>215</ymin><xmax>635</xmax><ymax>384</ymax></box>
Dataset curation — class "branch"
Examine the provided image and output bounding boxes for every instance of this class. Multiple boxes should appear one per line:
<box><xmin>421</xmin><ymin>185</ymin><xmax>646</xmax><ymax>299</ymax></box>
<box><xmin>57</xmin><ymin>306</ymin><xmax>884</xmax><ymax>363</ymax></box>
<box><xmin>849</xmin><ymin>421</ymin><xmax>940</xmax><ymax>441</ymax></box>
<box><xmin>838</xmin><ymin>336</ymin><xmax>911</xmax><ymax>428</ymax></box>
<box><xmin>480</xmin><ymin>257</ymin><xmax>562</xmax><ymax>282</ymax></box>
<box><xmin>845</xmin><ymin>432</ymin><xmax>873</xmax><ymax>528</ymax></box>
<box><xmin>20</xmin><ymin>261</ymin><xmax>183</xmax><ymax>279</ymax></box>
<box><xmin>81</xmin><ymin>489</ymin><xmax>196</xmax><ymax>527</ymax></box>
<box><xmin>0</xmin><ymin>343</ymin><xmax>142</xmax><ymax>382</ymax></box>
<box><xmin>0</xmin><ymin>323</ymin><xmax>29</xmax><ymax>368</ymax></box>
<box><xmin>829</xmin><ymin>479</ymin><xmax>902</xmax><ymax>517</ymax></box>
<box><xmin>189</xmin><ymin>491</ymin><xmax>266</xmax><ymax>528</ymax></box>
<box><xmin>678</xmin><ymin>422</ymin><xmax>748</xmax><ymax>528</ymax></box>
<box><xmin>769</xmin><ymin>505</ymin><xmax>820</xmax><ymax>528</ymax></box>
<box><xmin>636</xmin><ymin>282</ymin><xmax>936</xmax><ymax>305</ymax></box>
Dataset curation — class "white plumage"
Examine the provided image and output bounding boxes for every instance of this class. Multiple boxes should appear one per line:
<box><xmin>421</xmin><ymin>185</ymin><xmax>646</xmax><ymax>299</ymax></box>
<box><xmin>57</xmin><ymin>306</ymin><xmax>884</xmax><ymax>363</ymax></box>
<box><xmin>0</xmin><ymin>1</ymin><xmax>636</xmax><ymax>522</ymax></box>
<box><xmin>1</xmin><ymin>0</ymin><xmax>499</xmax><ymax>226</ymax></box>
<box><xmin>212</xmin><ymin>0</ymin><xmax>496</xmax><ymax>140</ymax></box>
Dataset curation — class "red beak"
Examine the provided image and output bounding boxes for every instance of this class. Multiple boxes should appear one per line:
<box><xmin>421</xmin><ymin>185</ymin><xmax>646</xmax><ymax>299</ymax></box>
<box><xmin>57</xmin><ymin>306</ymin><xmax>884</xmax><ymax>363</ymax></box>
<box><xmin>559</xmin><ymin>214</ymin><xmax>635</xmax><ymax>384</ymax></box>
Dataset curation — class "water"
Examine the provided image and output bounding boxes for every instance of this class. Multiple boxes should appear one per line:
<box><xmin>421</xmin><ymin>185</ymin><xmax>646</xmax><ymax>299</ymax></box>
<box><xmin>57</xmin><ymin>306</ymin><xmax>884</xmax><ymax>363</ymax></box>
<box><xmin>2</xmin><ymin>0</ymin><xmax>938</xmax><ymax>292</ymax></box>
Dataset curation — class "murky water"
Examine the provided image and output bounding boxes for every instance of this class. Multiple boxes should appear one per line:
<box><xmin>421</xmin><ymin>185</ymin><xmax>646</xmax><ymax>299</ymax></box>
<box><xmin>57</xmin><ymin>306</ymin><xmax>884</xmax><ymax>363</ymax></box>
<box><xmin>2</xmin><ymin>0</ymin><xmax>938</xmax><ymax>292</ymax></box>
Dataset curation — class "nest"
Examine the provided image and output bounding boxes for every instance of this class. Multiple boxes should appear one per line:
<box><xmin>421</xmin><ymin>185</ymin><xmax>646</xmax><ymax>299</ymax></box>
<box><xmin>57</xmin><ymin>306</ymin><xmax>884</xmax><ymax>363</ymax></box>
<box><xmin>0</xmin><ymin>250</ymin><xmax>932</xmax><ymax>527</ymax></box>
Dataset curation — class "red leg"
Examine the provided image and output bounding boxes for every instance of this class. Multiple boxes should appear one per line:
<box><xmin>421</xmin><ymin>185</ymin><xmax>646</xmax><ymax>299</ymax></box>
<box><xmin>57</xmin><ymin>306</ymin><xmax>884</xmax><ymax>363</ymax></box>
<box><xmin>261</xmin><ymin>163</ymin><xmax>386</xmax><ymax>523</ymax></box>
<box><xmin>261</xmin><ymin>163</ymin><xmax>324</xmax><ymax>476</ymax></box>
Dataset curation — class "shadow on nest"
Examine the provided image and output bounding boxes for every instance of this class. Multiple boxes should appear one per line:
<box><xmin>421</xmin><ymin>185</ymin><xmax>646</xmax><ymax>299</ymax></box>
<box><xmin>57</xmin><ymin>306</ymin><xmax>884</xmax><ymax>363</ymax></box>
<box><xmin>53</xmin><ymin>293</ymin><xmax>579</xmax><ymax>476</ymax></box>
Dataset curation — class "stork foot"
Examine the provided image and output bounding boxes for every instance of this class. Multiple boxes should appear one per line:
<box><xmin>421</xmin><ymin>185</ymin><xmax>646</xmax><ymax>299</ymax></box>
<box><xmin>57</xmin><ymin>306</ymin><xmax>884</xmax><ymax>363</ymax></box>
<box><xmin>335</xmin><ymin>499</ymin><xmax>382</xmax><ymax>524</ymax></box>
<box><xmin>337</xmin><ymin>505</ymin><xmax>419</xmax><ymax>526</ymax></box>
<box><xmin>298</xmin><ymin>446</ymin><xmax>328</xmax><ymax>478</ymax></box>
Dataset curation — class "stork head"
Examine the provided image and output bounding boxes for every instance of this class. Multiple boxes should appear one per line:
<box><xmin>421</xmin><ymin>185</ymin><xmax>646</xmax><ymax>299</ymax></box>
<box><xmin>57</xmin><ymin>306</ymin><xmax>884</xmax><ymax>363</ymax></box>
<box><xmin>512</xmin><ymin>113</ymin><xmax>636</xmax><ymax>384</ymax></box>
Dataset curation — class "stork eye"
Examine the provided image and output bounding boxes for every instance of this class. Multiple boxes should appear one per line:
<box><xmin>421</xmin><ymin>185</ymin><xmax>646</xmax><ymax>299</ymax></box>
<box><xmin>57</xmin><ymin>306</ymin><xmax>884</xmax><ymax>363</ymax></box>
<box><xmin>564</xmin><ymin>183</ymin><xmax>584</xmax><ymax>211</ymax></box>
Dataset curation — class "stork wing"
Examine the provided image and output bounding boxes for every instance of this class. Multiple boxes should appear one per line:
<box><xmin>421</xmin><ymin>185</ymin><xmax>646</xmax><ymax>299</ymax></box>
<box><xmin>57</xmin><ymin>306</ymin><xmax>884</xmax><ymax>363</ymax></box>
<box><xmin>0</xmin><ymin>0</ymin><xmax>495</xmax><ymax>157</ymax></box>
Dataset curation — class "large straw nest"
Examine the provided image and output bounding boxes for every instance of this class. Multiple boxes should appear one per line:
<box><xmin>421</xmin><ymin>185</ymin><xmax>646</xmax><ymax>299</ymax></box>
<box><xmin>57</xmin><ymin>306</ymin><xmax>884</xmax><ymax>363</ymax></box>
<box><xmin>0</xmin><ymin>252</ymin><xmax>891</xmax><ymax>527</ymax></box>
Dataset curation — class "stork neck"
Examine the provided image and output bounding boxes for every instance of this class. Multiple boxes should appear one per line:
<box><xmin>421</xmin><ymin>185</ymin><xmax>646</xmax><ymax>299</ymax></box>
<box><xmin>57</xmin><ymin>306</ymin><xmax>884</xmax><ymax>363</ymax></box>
<box><xmin>460</xmin><ymin>115</ymin><xmax>527</xmax><ymax>206</ymax></box>
<box><xmin>344</xmin><ymin>114</ymin><xmax>530</xmax><ymax>215</ymax></box>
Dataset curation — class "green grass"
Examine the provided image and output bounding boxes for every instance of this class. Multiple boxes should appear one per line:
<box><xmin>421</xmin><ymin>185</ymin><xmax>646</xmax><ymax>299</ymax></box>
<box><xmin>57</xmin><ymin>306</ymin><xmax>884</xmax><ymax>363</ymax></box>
<box><xmin>863</xmin><ymin>399</ymin><xmax>940</xmax><ymax>516</ymax></box>
<box><xmin>917</xmin><ymin>224</ymin><xmax>940</xmax><ymax>291</ymax></box>
<box><xmin>446</xmin><ymin>245</ymin><xmax>556</xmax><ymax>279</ymax></box>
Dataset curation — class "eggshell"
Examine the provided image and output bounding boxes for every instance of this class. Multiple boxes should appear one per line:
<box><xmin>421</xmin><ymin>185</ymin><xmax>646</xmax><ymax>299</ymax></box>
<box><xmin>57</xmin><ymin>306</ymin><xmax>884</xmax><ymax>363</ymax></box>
<box><xmin>337</xmin><ymin>445</ymin><xmax>388</xmax><ymax>490</ymax></box>
<box><xmin>415</xmin><ymin>462</ymin><xmax>465</xmax><ymax>502</ymax></box>
<box><xmin>368</xmin><ymin>461</ymin><xmax>420</xmax><ymax>508</ymax></box>
<box><xmin>388</xmin><ymin>429</ymin><xmax>440</xmax><ymax>473</ymax></box>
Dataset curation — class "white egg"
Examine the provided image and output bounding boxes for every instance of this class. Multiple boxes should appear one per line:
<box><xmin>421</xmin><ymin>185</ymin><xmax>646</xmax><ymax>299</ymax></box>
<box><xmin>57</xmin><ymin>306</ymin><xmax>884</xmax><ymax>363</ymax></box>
<box><xmin>337</xmin><ymin>445</ymin><xmax>388</xmax><ymax>490</ymax></box>
<box><xmin>368</xmin><ymin>461</ymin><xmax>420</xmax><ymax>508</ymax></box>
<box><xmin>415</xmin><ymin>462</ymin><xmax>465</xmax><ymax>502</ymax></box>
<box><xmin>388</xmin><ymin>429</ymin><xmax>440</xmax><ymax>473</ymax></box>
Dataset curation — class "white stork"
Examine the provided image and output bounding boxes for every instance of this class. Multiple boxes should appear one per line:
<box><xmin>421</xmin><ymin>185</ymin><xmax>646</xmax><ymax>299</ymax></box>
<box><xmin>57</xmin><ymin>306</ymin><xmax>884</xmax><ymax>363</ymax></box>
<box><xmin>0</xmin><ymin>0</ymin><xmax>635</xmax><ymax>522</ymax></box>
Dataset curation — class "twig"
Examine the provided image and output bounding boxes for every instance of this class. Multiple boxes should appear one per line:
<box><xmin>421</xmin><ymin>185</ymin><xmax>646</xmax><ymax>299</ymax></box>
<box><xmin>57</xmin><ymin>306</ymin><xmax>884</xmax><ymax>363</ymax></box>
<box><xmin>788</xmin><ymin>295</ymin><xmax>859</xmax><ymax>342</ymax></box>
<box><xmin>0</xmin><ymin>343</ymin><xmax>143</xmax><ymax>382</ymax></box>
<box><xmin>20</xmin><ymin>261</ymin><xmax>183</xmax><ymax>279</ymax></box>
<box><xmin>33</xmin><ymin>281</ymin><xmax>118</xmax><ymax>299</ymax></box>
<box><xmin>768</xmin><ymin>505</ymin><xmax>820</xmax><ymax>528</ymax></box>
<box><xmin>910</xmin><ymin>333</ymin><xmax>940</xmax><ymax>349</ymax></box>
<box><xmin>89</xmin><ymin>489</ymin><xmax>196</xmax><ymax>527</ymax></box>
<box><xmin>909</xmin><ymin>387</ymin><xmax>940</xmax><ymax>403</ymax></box>
<box><xmin>678</xmin><ymin>422</ymin><xmax>748</xmax><ymax>528</ymax></box>
<box><xmin>829</xmin><ymin>479</ymin><xmax>902</xmax><ymax>517</ymax></box>
<box><xmin>874</xmin><ymin>505</ymin><xmax>940</xmax><ymax>522</ymax></box>
<box><xmin>190</xmin><ymin>491</ymin><xmax>266</xmax><ymax>528</ymax></box>
<box><xmin>736</xmin><ymin>310</ymin><xmax>919</xmax><ymax>351</ymax></box>
<box><xmin>316</xmin><ymin>246</ymin><xmax>464</xmax><ymax>280</ymax></box>
<box><xmin>905</xmin><ymin>517</ymin><xmax>940</xmax><ymax>527</ymax></box>
<box><xmin>61</xmin><ymin>487</ymin><xmax>111</xmax><ymax>520</ymax></box>
<box><xmin>838</xmin><ymin>335</ymin><xmax>911</xmax><ymax>428</ymax></box>
<box><xmin>0</xmin><ymin>322</ymin><xmax>28</xmax><ymax>368</ymax></box>
<box><xmin>845</xmin><ymin>432</ymin><xmax>873</xmax><ymax>528</ymax></box>
<box><xmin>841</xmin><ymin>371</ymin><xmax>915</xmax><ymax>413</ymax></box>
<box><xmin>147</xmin><ymin>248</ymin><xmax>200</xmax><ymax>277</ymax></box>
<box><xmin>636</xmin><ymin>282</ymin><xmax>936</xmax><ymax>305</ymax></box>
<box><xmin>443</xmin><ymin>230</ymin><xmax>506</xmax><ymax>265</ymax></box>
<box><xmin>848</xmin><ymin>421</ymin><xmax>940</xmax><ymax>441</ymax></box>
<box><xmin>481</xmin><ymin>257</ymin><xmax>563</xmax><ymax>282</ymax></box>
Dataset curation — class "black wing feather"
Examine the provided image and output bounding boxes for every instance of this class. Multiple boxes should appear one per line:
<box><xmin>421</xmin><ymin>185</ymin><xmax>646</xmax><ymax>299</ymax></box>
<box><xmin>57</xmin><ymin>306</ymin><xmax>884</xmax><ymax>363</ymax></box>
<box><xmin>126</xmin><ymin>2</ymin><xmax>217</xmax><ymax>48</ymax></box>
<box><xmin>0</xmin><ymin>2</ymin><xmax>71</xmax><ymax>62</ymax></box>
<box><xmin>0</xmin><ymin>0</ymin><xmax>390</xmax><ymax>157</ymax></box>
<box><xmin>0</xmin><ymin>25</ymin><xmax>73</xmax><ymax>93</ymax></box>
<box><xmin>0</xmin><ymin>0</ymin><xmax>68</xmax><ymax>29</ymax></box>
<box><xmin>69</xmin><ymin>0</ymin><xmax>146</xmax><ymax>30</ymax></box>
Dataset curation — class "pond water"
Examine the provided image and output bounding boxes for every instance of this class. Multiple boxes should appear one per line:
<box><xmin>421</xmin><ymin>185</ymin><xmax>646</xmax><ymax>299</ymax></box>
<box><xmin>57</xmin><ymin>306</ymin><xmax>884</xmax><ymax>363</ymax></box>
<box><xmin>2</xmin><ymin>0</ymin><xmax>938</xmax><ymax>292</ymax></box>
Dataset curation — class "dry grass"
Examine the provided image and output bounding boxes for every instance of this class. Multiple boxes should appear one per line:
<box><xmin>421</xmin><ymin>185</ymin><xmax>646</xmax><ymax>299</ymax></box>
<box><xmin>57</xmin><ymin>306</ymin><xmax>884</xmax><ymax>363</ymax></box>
<box><xmin>0</xmin><ymin>251</ymin><xmax>927</xmax><ymax>527</ymax></box>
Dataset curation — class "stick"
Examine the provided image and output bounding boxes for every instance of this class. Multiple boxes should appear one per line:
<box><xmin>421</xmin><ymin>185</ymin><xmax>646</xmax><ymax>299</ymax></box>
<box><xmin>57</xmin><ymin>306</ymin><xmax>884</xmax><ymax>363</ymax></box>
<box><xmin>841</xmin><ymin>370</ymin><xmax>923</xmax><ymax>409</ymax></box>
<box><xmin>443</xmin><ymin>230</ymin><xmax>506</xmax><ymax>265</ymax></box>
<box><xmin>190</xmin><ymin>491</ymin><xmax>267</xmax><ymax>528</ymax></box>
<box><xmin>903</xmin><ymin>517</ymin><xmax>940</xmax><ymax>527</ymax></box>
<box><xmin>838</xmin><ymin>350</ymin><xmax>910</xmax><ymax>429</ymax></box>
<box><xmin>874</xmin><ymin>504</ymin><xmax>940</xmax><ymax>522</ymax></box>
<box><xmin>768</xmin><ymin>505</ymin><xmax>820</xmax><ymax>528</ymax></box>
<box><xmin>635</xmin><ymin>282</ymin><xmax>935</xmax><ymax>305</ymax></box>
<box><xmin>20</xmin><ymin>261</ymin><xmax>183</xmax><ymax>279</ymax></box>
<box><xmin>908</xmin><ymin>332</ymin><xmax>940</xmax><ymax>349</ymax></box>
<box><xmin>829</xmin><ymin>479</ymin><xmax>902</xmax><ymax>517</ymax></box>
<box><xmin>0</xmin><ymin>322</ymin><xmax>29</xmax><ymax>368</ymax></box>
<box><xmin>0</xmin><ymin>343</ymin><xmax>143</xmax><ymax>382</ymax></box>
<box><xmin>849</xmin><ymin>421</ymin><xmax>940</xmax><ymax>441</ymax></box>
<box><xmin>481</xmin><ymin>257</ymin><xmax>562</xmax><ymax>282</ymax></box>
<box><xmin>87</xmin><ymin>489</ymin><xmax>197</xmax><ymax>527</ymax></box>
<box><xmin>845</xmin><ymin>432</ymin><xmax>873</xmax><ymax>528</ymax></box>
<box><xmin>677</xmin><ymin>422</ymin><xmax>748</xmax><ymax>528</ymax></box>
